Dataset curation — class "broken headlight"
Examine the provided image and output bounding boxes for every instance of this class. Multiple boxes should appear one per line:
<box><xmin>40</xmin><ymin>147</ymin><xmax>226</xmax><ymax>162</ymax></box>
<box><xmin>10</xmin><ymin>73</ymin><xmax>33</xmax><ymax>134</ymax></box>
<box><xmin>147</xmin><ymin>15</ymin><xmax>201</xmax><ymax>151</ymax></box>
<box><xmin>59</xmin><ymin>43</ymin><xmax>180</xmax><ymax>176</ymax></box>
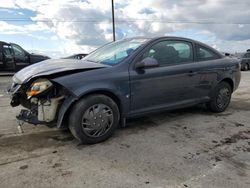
<box><xmin>26</xmin><ymin>78</ymin><xmax>52</xmax><ymax>98</ymax></box>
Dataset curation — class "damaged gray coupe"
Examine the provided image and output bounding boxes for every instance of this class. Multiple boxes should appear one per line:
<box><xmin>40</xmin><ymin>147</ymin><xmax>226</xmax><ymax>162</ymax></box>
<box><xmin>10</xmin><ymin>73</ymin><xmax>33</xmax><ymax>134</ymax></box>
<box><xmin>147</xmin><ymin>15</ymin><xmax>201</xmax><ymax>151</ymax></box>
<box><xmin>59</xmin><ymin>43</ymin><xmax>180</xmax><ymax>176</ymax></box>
<box><xmin>8</xmin><ymin>37</ymin><xmax>241</xmax><ymax>144</ymax></box>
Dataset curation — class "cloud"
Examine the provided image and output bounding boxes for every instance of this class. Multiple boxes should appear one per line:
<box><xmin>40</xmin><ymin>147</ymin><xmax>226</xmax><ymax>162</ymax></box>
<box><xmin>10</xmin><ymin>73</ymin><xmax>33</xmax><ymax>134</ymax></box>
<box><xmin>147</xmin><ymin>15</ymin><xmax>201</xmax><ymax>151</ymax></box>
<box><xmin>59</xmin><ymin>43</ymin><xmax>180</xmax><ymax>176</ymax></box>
<box><xmin>0</xmin><ymin>0</ymin><xmax>250</xmax><ymax>55</ymax></box>
<box><xmin>0</xmin><ymin>0</ymin><xmax>17</xmax><ymax>9</ymax></box>
<box><xmin>34</xmin><ymin>6</ymin><xmax>111</xmax><ymax>46</ymax></box>
<box><xmin>0</xmin><ymin>20</ymin><xmax>50</xmax><ymax>34</ymax></box>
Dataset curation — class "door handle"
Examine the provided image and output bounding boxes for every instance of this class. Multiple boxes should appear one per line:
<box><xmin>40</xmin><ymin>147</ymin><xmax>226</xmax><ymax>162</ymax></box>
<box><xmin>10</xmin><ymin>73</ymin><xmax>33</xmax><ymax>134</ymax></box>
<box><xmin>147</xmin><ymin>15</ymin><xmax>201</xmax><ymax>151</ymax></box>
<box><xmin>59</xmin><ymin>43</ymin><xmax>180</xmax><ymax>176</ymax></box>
<box><xmin>188</xmin><ymin>71</ymin><xmax>198</xmax><ymax>76</ymax></box>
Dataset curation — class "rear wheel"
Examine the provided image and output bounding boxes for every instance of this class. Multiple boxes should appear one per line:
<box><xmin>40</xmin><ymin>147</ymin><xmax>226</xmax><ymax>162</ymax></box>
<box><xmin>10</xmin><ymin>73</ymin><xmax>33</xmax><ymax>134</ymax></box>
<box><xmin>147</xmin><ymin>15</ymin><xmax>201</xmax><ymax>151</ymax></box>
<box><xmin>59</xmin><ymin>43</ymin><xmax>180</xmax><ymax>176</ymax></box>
<box><xmin>69</xmin><ymin>94</ymin><xmax>120</xmax><ymax>144</ymax></box>
<box><xmin>206</xmin><ymin>82</ymin><xmax>232</xmax><ymax>113</ymax></box>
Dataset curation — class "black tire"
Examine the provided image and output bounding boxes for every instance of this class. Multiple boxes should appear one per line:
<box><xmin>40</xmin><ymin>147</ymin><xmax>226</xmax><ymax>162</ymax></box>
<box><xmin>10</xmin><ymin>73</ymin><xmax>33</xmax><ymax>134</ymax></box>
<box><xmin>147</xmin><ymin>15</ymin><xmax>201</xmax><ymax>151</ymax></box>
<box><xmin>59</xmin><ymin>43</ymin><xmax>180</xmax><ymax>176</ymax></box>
<box><xmin>69</xmin><ymin>94</ymin><xmax>120</xmax><ymax>144</ymax></box>
<box><xmin>242</xmin><ymin>63</ymin><xmax>249</xmax><ymax>71</ymax></box>
<box><xmin>206</xmin><ymin>82</ymin><xmax>232</xmax><ymax>113</ymax></box>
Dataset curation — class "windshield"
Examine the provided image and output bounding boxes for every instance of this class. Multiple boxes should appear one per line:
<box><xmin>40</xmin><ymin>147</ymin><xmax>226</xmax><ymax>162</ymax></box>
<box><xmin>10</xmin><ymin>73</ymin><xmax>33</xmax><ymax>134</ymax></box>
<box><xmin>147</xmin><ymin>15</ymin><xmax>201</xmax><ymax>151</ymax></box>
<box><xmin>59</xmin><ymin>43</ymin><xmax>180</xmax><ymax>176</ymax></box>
<box><xmin>84</xmin><ymin>38</ymin><xmax>149</xmax><ymax>66</ymax></box>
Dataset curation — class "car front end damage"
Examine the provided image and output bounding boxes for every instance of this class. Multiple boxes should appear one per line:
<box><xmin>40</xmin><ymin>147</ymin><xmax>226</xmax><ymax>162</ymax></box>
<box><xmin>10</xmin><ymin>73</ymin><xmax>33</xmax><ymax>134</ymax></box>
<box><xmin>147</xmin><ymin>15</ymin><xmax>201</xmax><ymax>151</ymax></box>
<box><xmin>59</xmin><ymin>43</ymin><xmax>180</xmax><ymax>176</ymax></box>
<box><xmin>7</xmin><ymin>59</ymin><xmax>110</xmax><ymax>130</ymax></box>
<box><xmin>9</xmin><ymin>77</ymin><xmax>71</xmax><ymax>127</ymax></box>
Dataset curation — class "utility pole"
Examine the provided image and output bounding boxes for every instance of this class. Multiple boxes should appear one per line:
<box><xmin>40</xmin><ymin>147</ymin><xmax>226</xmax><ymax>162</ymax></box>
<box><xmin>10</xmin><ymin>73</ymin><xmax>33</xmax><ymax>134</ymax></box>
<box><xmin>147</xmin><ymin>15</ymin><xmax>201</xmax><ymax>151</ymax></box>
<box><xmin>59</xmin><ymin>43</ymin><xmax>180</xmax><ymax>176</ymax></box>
<box><xmin>111</xmin><ymin>0</ymin><xmax>115</xmax><ymax>41</ymax></box>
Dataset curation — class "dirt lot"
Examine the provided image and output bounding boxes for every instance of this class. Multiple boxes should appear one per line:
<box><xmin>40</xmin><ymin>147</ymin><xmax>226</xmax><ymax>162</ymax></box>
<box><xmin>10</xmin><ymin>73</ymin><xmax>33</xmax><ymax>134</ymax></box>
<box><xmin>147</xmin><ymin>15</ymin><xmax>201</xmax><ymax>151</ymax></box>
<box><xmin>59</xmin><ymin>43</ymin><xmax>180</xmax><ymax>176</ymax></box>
<box><xmin>0</xmin><ymin>73</ymin><xmax>250</xmax><ymax>188</ymax></box>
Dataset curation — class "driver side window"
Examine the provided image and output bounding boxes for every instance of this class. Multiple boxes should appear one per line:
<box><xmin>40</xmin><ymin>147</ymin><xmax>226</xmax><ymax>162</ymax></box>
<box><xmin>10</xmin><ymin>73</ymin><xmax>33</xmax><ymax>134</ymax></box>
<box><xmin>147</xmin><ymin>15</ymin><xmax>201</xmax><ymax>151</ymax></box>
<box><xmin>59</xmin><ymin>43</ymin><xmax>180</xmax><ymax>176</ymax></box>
<box><xmin>3</xmin><ymin>45</ymin><xmax>13</xmax><ymax>56</ymax></box>
<box><xmin>12</xmin><ymin>44</ymin><xmax>25</xmax><ymax>56</ymax></box>
<box><xmin>142</xmin><ymin>40</ymin><xmax>193</xmax><ymax>66</ymax></box>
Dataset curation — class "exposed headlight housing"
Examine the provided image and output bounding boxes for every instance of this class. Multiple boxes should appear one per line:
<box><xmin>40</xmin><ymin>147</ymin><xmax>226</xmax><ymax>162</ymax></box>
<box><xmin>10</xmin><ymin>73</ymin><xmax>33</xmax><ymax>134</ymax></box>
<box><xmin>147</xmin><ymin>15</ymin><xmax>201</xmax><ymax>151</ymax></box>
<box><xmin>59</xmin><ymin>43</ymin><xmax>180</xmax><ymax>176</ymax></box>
<box><xmin>27</xmin><ymin>78</ymin><xmax>53</xmax><ymax>98</ymax></box>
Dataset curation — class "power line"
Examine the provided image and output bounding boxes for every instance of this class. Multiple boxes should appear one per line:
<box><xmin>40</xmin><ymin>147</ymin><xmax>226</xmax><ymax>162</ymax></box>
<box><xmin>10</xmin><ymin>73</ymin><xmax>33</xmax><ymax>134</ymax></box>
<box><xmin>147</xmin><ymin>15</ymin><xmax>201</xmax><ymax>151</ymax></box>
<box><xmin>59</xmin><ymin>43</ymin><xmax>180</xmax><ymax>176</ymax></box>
<box><xmin>0</xmin><ymin>18</ymin><xmax>250</xmax><ymax>25</ymax></box>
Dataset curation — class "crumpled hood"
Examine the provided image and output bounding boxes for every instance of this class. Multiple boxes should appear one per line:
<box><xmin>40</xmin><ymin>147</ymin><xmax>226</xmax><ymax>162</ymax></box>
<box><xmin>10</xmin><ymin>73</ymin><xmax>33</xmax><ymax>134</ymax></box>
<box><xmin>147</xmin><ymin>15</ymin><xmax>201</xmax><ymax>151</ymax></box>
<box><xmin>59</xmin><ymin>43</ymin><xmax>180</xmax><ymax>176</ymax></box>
<box><xmin>14</xmin><ymin>59</ymin><xmax>109</xmax><ymax>84</ymax></box>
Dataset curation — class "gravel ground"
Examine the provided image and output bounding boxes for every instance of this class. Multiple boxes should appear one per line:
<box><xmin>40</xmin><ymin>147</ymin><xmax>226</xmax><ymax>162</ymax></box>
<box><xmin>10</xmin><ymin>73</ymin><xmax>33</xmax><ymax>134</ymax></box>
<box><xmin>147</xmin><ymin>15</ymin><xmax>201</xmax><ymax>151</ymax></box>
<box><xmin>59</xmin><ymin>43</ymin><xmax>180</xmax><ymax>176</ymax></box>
<box><xmin>0</xmin><ymin>72</ymin><xmax>249</xmax><ymax>188</ymax></box>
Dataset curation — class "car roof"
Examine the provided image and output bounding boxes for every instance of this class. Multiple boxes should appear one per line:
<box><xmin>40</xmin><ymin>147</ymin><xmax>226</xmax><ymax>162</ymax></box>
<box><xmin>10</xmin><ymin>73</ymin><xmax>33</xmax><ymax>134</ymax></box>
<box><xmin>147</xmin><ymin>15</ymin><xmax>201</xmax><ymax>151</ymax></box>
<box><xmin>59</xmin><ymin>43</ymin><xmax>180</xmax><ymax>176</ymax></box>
<box><xmin>0</xmin><ymin>41</ymin><xmax>19</xmax><ymax>46</ymax></box>
<box><xmin>124</xmin><ymin>36</ymin><xmax>221</xmax><ymax>54</ymax></box>
<box><xmin>0</xmin><ymin>41</ymin><xmax>10</xmax><ymax>45</ymax></box>
<box><xmin>122</xmin><ymin>36</ymin><xmax>213</xmax><ymax>47</ymax></box>
<box><xmin>125</xmin><ymin>36</ymin><xmax>224</xmax><ymax>57</ymax></box>
<box><xmin>124</xmin><ymin>36</ymin><xmax>199</xmax><ymax>42</ymax></box>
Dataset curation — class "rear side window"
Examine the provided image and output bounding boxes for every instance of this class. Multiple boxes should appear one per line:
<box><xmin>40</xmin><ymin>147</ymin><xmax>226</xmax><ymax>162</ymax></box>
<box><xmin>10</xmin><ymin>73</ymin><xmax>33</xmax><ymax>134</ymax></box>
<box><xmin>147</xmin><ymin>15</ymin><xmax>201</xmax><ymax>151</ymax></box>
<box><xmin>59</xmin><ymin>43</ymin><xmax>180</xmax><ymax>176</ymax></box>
<box><xmin>196</xmin><ymin>45</ymin><xmax>220</xmax><ymax>61</ymax></box>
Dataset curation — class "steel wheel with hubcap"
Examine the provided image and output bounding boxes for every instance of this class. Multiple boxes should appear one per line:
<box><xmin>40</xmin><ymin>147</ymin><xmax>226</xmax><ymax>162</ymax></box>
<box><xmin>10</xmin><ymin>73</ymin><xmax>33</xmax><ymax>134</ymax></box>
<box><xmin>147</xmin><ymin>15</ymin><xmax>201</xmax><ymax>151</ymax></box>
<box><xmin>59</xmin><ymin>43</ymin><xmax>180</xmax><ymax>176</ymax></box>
<box><xmin>81</xmin><ymin>104</ymin><xmax>114</xmax><ymax>137</ymax></box>
<box><xmin>207</xmin><ymin>82</ymin><xmax>232</xmax><ymax>113</ymax></box>
<box><xmin>69</xmin><ymin>95</ymin><xmax>119</xmax><ymax>144</ymax></box>
<box><xmin>216</xmin><ymin>87</ymin><xmax>231</xmax><ymax>110</ymax></box>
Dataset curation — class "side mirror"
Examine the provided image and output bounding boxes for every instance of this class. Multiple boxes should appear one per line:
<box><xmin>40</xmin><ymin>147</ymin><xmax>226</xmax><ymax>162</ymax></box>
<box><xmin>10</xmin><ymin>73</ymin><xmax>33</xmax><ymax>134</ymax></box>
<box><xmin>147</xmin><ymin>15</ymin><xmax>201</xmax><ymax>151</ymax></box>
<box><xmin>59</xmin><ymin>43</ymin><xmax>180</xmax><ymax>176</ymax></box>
<box><xmin>135</xmin><ymin>57</ymin><xmax>159</xmax><ymax>69</ymax></box>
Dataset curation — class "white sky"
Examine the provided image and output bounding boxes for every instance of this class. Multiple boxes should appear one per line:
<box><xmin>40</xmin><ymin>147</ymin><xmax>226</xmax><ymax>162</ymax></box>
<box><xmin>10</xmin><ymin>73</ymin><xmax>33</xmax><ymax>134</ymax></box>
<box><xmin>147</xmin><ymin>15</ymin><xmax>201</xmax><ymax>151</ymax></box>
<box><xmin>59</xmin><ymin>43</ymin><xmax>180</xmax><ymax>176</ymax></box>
<box><xmin>0</xmin><ymin>0</ymin><xmax>249</xmax><ymax>58</ymax></box>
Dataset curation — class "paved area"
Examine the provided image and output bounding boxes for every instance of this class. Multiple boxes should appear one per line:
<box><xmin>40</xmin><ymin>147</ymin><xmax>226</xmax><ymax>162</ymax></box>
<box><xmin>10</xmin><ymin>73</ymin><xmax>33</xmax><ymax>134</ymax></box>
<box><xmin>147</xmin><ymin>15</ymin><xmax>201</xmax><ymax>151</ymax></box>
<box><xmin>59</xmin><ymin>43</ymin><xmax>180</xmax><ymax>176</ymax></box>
<box><xmin>0</xmin><ymin>73</ymin><xmax>249</xmax><ymax>188</ymax></box>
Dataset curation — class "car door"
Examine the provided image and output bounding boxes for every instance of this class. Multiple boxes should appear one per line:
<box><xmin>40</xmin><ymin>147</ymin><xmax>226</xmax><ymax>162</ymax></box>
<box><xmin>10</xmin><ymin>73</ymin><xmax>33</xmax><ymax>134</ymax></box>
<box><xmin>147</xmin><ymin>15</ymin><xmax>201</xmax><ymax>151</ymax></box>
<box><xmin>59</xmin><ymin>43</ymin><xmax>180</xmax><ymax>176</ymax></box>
<box><xmin>11</xmin><ymin>43</ymin><xmax>29</xmax><ymax>70</ymax></box>
<box><xmin>2</xmin><ymin>44</ymin><xmax>15</xmax><ymax>70</ymax></box>
<box><xmin>129</xmin><ymin>39</ymin><xmax>201</xmax><ymax>115</ymax></box>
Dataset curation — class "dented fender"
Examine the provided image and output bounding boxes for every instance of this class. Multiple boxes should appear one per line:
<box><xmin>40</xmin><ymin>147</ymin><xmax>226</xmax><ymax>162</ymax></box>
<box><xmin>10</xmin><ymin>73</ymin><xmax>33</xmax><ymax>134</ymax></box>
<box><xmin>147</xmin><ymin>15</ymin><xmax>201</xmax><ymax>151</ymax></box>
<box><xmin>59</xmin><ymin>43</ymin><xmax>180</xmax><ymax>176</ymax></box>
<box><xmin>57</xmin><ymin>95</ymin><xmax>78</xmax><ymax>128</ymax></box>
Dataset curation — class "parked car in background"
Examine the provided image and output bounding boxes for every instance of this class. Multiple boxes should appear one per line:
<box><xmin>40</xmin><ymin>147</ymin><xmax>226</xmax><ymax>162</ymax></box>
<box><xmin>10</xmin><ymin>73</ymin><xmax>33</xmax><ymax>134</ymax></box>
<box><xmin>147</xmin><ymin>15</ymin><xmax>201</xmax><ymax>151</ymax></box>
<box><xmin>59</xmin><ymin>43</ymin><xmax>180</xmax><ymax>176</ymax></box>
<box><xmin>9</xmin><ymin>37</ymin><xmax>241</xmax><ymax>144</ymax></box>
<box><xmin>63</xmin><ymin>53</ymin><xmax>88</xmax><ymax>60</ymax></box>
<box><xmin>222</xmin><ymin>52</ymin><xmax>238</xmax><ymax>58</ymax></box>
<box><xmin>240</xmin><ymin>51</ymin><xmax>250</xmax><ymax>71</ymax></box>
<box><xmin>0</xmin><ymin>41</ymin><xmax>50</xmax><ymax>72</ymax></box>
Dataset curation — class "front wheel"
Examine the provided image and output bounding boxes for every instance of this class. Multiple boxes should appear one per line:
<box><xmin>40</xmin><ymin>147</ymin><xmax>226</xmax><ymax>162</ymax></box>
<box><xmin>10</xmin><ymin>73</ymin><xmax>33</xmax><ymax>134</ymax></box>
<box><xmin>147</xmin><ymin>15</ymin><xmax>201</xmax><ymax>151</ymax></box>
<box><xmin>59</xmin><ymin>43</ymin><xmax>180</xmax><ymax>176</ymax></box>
<box><xmin>206</xmin><ymin>82</ymin><xmax>232</xmax><ymax>113</ymax></box>
<box><xmin>69</xmin><ymin>94</ymin><xmax>120</xmax><ymax>144</ymax></box>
